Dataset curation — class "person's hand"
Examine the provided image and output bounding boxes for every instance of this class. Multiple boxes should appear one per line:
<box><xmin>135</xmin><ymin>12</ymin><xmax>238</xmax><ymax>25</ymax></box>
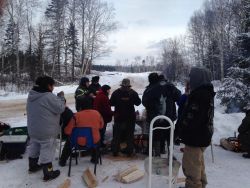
<box><xmin>57</xmin><ymin>91</ymin><xmax>64</xmax><ymax>97</ymax></box>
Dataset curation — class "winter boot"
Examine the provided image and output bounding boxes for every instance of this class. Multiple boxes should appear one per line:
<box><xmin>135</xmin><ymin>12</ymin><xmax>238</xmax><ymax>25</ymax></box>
<box><xmin>42</xmin><ymin>163</ymin><xmax>60</xmax><ymax>181</ymax></box>
<box><xmin>242</xmin><ymin>153</ymin><xmax>250</xmax><ymax>158</ymax></box>
<box><xmin>28</xmin><ymin>157</ymin><xmax>42</xmax><ymax>173</ymax></box>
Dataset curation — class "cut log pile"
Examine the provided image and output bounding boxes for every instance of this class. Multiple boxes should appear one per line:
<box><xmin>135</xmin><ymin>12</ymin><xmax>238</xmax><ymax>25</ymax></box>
<box><xmin>115</xmin><ymin>165</ymin><xmax>144</xmax><ymax>184</ymax></box>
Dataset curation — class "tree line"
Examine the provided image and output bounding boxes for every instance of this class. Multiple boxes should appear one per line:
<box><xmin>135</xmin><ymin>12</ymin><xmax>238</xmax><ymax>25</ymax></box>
<box><xmin>0</xmin><ymin>0</ymin><xmax>117</xmax><ymax>90</ymax></box>
<box><xmin>157</xmin><ymin>0</ymin><xmax>249</xmax><ymax>112</ymax></box>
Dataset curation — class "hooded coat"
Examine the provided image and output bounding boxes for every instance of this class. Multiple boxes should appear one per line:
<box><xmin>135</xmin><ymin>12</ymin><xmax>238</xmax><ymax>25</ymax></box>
<box><xmin>178</xmin><ymin>67</ymin><xmax>215</xmax><ymax>147</ymax></box>
<box><xmin>238</xmin><ymin>111</ymin><xmax>250</xmax><ymax>152</ymax></box>
<box><xmin>27</xmin><ymin>88</ymin><xmax>65</xmax><ymax>140</ymax></box>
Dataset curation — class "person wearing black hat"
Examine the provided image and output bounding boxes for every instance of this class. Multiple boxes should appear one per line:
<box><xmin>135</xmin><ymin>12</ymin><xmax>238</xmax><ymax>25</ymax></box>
<box><xmin>93</xmin><ymin>85</ymin><xmax>113</xmax><ymax>147</ymax></box>
<box><xmin>27</xmin><ymin>76</ymin><xmax>65</xmax><ymax>181</ymax></box>
<box><xmin>89</xmin><ymin>76</ymin><xmax>101</xmax><ymax>96</ymax></box>
<box><xmin>110</xmin><ymin>78</ymin><xmax>141</xmax><ymax>156</ymax></box>
<box><xmin>142</xmin><ymin>72</ymin><xmax>181</xmax><ymax>155</ymax></box>
<box><xmin>75</xmin><ymin>77</ymin><xmax>94</xmax><ymax>112</ymax></box>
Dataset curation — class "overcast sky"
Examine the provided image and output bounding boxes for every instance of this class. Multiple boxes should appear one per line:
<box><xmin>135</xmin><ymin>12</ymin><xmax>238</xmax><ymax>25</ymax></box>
<box><xmin>96</xmin><ymin>0</ymin><xmax>206</xmax><ymax>65</ymax></box>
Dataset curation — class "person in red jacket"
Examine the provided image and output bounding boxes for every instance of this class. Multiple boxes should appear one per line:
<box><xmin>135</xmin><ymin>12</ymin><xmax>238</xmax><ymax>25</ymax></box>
<box><xmin>93</xmin><ymin>85</ymin><xmax>113</xmax><ymax>147</ymax></box>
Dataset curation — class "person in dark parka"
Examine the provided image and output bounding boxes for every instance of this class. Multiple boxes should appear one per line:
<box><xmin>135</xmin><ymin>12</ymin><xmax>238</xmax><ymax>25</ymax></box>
<box><xmin>59</xmin><ymin>100</ymin><xmax>74</xmax><ymax>167</ymax></box>
<box><xmin>89</xmin><ymin>76</ymin><xmax>101</xmax><ymax>96</ymax></box>
<box><xmin>142</xmin><ymin>73</ymin><xmax>181</xmax><ymax>155</ymax></box>
<box><xmin>75</xmin><ymin>77</ymin><xmax>93</xmax><ymax>112</ymax></box>
<box><xmin>238</xmin><ymin>109</ymin><xmax>250</xmax><ymax>158</ymax></box>
<box><xmin>177</xmin><ymin>67</ymin><xmax>215</xmax><ymax>188</ymax></box>
<box><xmin>110</xmin><ymin>79</ymin><xmax>141</xmax><ymax>156</ymax></box>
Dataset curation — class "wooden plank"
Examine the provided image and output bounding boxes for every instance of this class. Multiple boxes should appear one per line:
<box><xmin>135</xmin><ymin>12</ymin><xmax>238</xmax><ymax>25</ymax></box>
<box><xmin>176</xmin><ymin>177</ymin><xmax>186</xmax><ymax>183</ymax></box>
<box><xmin>58</xmin><ymin>179</ymin><xmax>71</xmax><ymax>188</ymax></box>
<box><xmin>121</xmin><ymin>169</ymin><xmax>144</xmax><ymax>183</ymax></box>
<box><xmin>82</xmin><ymin>168</ymin><xmax>98</xmax><ymax>188</ymax></box>
<box><xmin>116</xmin><ymin>165</ymin><xmax>138</xmax><ymax>182</ymax></box>
<box><xmin>102</xmin><ymin>176</ymin><xmax>109</xmax><ymax>183</ymax></box>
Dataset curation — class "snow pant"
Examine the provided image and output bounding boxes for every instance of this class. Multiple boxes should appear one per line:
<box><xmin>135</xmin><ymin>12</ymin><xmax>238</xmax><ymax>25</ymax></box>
<box><xmin>112</xmin><ymin>121</ymin><xmax>135</xmax><ymax>155</ymax></box>
<box><xmin>100</xmin><ymin>123</ymin><xmax>107</xmax><ymax>146</ymax></box>
<box><xmin>182</xmin><ymin>145</ymin><xmax>207</xmax><ymax>188</ymax></box>
<box><xmin>28</xmin><ymin>138</ymin><xmax>57</xmax><ymax>164</ymax></box>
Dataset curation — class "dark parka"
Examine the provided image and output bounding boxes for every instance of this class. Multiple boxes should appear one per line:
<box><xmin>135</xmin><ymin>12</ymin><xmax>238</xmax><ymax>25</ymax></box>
<box><xmin>178</xmin><ymin>67</ymin><xmax>215</xmax><ymax>147</ymax></box>
<box><xmin>238</xmin><ymin>111</ymin><xmax>250</xmax><ymax>152</ymax></box>
<box><xmin>142</xmin><ymin>80</ymin><xmax>181</xmax><ymax>142</ymax></box>
<box><xmin>110</xmin><ymin>87</ymin><xmax>141</xmax><ymax>122</ymax></box>
<box><xmin>142</xmin><ymin>80</ymin><xmax>181</xmax><ymax>123</ymax></box>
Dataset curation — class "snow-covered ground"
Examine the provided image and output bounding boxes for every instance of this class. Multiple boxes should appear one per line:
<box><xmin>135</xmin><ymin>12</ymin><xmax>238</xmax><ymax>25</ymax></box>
<box><xmin>0</xmin><ymin>71</ymin><xmax>249</xmax><ymax>188</ymax></box>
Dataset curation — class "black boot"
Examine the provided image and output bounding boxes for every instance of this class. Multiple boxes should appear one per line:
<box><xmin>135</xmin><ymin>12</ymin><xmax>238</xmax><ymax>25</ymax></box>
<box><xmin>29</xmin><ymin>157</ymin><xmax>42</xmax><ymax>173</ymax></box>
<box><xmin>42</xmin><ymin>163</ymin><xmax>60</xmax><ymax>181</ymax></box>
<box><xmin>242</xmin><ymin>153</ymin><xmax>250</xmax><ymax>158</ymax></box>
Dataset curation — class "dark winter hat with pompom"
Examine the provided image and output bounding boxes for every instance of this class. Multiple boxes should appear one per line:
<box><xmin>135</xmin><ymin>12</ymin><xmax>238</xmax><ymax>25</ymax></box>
<box><xmin>79</xmin><ymin>77</ymin><xmax>90</xmax><ymax>86</ymax></box>
<box><xmin>101</xmin><ymin>85</ymin><xmax>111</xmax><ymax>92</ymax></box>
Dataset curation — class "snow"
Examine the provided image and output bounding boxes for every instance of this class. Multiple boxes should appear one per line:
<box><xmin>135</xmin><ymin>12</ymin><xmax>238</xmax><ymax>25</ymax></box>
<box><xmin>0</xmin><ymin>71</ymin><xmax>249</xmax><ymax>188</ymax></box>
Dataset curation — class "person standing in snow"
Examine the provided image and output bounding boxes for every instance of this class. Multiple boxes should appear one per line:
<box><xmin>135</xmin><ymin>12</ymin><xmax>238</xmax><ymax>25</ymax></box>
<box><xmin>177</xmin><ymin>67</ymin><xmax>215</xmax><ymax>188</ymax></box>
<box><xmin>89</xmin><ymin>76</ymin><xmax>101</xmax><ymax>96</ymax></box>
<box><xmin>75</xmin><ymin>77</ymin><xmax>94</xmax><ymax>112</ymax></box>
<box><xmin>93</xmin><ymin>85</ymin><xmax>113</xmax><ymax>147</ymax></box>
<box><xmin>110</xmin><ymin>78</ymin><xmax>141</xmax><ymax>156</ymax></box>
<box><xmin>238</xmin><ymin>108</ymin><xmax>250</xmax><ymax>158</ymax></box>
<box><xmin>142</xmin><ymin>73</ymin><xmax>181</xmax><ymax>155</ymax></box>
<box><xmin>27</xmin><ymin>76</ymin><xmax>65</xmax><ymax>181</ymax></box>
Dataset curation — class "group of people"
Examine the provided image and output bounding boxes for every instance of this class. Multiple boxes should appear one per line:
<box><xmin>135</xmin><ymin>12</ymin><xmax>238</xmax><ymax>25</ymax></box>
<box><xmin>26</xmin><ymin>67</ymin><xmax>217</xmax><ymax>188</ymax></box>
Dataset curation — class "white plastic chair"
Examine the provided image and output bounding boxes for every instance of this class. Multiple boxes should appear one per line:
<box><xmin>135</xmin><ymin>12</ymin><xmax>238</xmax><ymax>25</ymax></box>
<box><xmin>148</xmin><ymin>115</ymin><xmax>175</xmax><ymax>188</ymax></box>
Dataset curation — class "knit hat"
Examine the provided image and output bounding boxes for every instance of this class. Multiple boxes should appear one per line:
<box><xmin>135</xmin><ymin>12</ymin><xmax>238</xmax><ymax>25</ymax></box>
<box><xmin>120</xmin><ymin>78</ymin><xmax>131</xmax><ymax>87</ymax></box>
<box><xmin>35</xmin><ymin>76</ymin><xmax>55</xmax><ymax>89</ymax></box>
<box><xmin>148</xmin><ymin>73</ymin><xmax>159</xmax><ymax>84</ymax></box>
<box><xmin>80</xmin><ymin>77</ymin><xmax>89</xmax><ymax>86</ymax></box>
<box><xmin>91</xmin><ymin>76</ymin><xmax>100</xmax><ymax>83</ymax></box>
<box><xmin>101</xmin><ymin>85</ymin><xmax>111</xmax><ymax>92</ymax></box>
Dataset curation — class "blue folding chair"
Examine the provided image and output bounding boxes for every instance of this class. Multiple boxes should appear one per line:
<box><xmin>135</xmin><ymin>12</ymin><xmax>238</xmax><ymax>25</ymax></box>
<box><xmin>68</xmin><ymin>127</ymin><xmax>102</xmax><ymax>177</ymax></box>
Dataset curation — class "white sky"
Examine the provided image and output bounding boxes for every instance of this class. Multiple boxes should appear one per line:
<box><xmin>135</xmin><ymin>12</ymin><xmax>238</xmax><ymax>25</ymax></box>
<box><xmin>96</xmin><ymin>0</ymin><xmax>206</xmax><ymax>65</ymax></box>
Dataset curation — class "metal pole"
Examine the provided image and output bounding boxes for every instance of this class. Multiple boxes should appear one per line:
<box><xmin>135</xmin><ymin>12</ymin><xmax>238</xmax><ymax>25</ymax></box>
<box><xmin>211</xmin><ymin>143</ymin><xmax>215</xmax><ymax>163</ymax></box>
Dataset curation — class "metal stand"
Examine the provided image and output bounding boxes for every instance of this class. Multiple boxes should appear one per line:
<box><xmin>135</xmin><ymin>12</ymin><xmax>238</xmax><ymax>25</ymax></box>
<box><xmin>148</xmin><ymin>115</ymin><xmax>174</xmax><ymax>188</ymax></box>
